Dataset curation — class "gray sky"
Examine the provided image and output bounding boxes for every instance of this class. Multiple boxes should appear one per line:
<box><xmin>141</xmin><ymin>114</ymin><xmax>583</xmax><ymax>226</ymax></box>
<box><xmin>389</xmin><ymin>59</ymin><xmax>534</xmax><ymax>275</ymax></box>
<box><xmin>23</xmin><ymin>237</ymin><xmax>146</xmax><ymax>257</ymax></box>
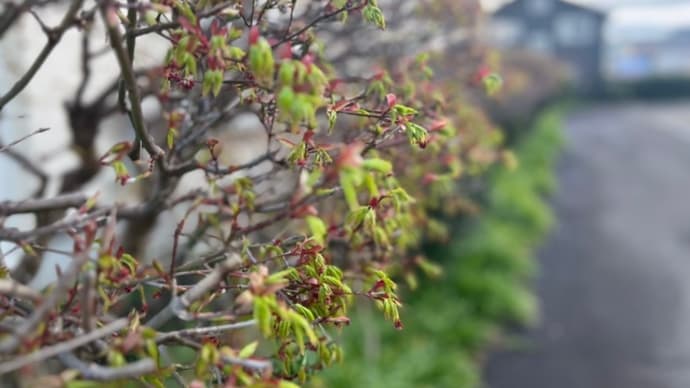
<box><xmin>482</xmin><ymin>0</ymin><xmax>690</xmax><ymax>10</ymax></box>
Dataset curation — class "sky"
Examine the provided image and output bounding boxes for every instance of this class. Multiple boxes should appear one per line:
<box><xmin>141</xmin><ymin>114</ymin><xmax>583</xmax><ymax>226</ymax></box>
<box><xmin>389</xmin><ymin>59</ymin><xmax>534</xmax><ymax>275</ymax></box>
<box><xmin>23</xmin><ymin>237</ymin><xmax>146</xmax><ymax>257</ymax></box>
<box><xmin>482</xmin><ymin>0</ymin><xmax>690</xmax><ymax>43</ymax></box>
<box><xmin>482</xmin><ymin>0</ymin><xmax>690</xmax><ymax>10</ymax></box>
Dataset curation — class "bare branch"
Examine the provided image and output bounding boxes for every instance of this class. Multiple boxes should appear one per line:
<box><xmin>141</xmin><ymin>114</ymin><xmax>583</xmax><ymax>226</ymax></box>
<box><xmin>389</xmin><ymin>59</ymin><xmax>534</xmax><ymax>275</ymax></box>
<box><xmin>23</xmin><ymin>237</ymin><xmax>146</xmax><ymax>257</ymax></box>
<box><xmin>156</xmin><ymin>319</ymin><xmax>256</xmax><ymax>343</ymax></box>
<box><xmin>271</xmin><ymin>3</ymin><xmax>361</xmax><ymax>49</ymax></box>
<box><xmin>0</xmin><ymin>0</ymin><xmax>83</xmax><ymax>112</ymax></box>
<box><xmin>0</xmin><ymin>193</ymin><xmax>87</xmax><ymax>216</ymax></box>
<box><xmin>0</xmin><ymin>246</ymin><xmax>91</xmax><ymax>353</ymax></box>
<box><xmin>166</xmin><ymin>151</ymin><xmax>276</xmax><ymax>176</ymax></box>
<box><xmin>0</xmin><ymin>208</ymin><xmax>111</xmax><ymax>242</ymax></box>
<box><xmin>146</xmin><ymin>253</ymin><xmax>243</xmax><ymax>329</ymax></box>
<box><xmin>0</xmin><ymin>318</ymin><xmax>128</xmax><ymax>375</ymax></box>
<box><xmin>221</xmin><ymin>355</ymin><xmax>272</xmax><ymax>371</ymax></box>
<box><xmin>58</xmin><ymin>352</ymin><xmax>156</xmax><ymax>381</ymax></box>
<box><xmin>0</xmin><ymin>279</ymin><xmax>42</xmax><ymax>303</ymax></box>
<box><xmin>100</xmin><ymin>1</ymin><xmax>163</xmax><ymax>161</ymax></box>
<box><xmin>123</xmin><ymin>1</ymin><xmax>237</xmax><ymax>40</ymax></box>
<box><xmin>0</xmin><ymin>147</ymin><xmax>48</xmax><ymax>197</ymax></box>
<box><xmin>0</xmin><ymin>127</ymin><xmax>50</xmax><ymax>153</ymax></box>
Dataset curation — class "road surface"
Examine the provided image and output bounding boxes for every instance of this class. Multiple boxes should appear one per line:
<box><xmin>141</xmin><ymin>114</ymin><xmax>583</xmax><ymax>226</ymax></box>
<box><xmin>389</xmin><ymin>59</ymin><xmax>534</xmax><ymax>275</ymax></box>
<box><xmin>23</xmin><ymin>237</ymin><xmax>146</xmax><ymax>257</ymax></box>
<box><xmin>486</xmin><ymin>101</ymin><xmax>690</xmax><ymax>388</ymax></box>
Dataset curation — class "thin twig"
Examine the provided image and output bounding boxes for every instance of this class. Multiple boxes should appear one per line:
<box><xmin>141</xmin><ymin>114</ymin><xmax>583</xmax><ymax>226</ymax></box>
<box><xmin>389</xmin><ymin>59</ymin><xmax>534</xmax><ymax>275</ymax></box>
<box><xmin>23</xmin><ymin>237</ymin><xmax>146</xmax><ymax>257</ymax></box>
<box><xmin>0</xmin><ymin>279</ymin><xmax>42</xmax><ymax>303</ymax></box>
<box><xmin>0</xmin><ymin>127</ymin><xmax>50</xmax><ymax>153</ymax></box>
<box><xmin>166</xmin><ymin>151</ymin><xmax>275</xmax><ymax>176</ymax></box>
<box><xmin>0</xmin><ymin>147</ymin><xmax>48</xmax><ymax>197</ymax></box>
<box><xmin>0</xmin><ymin>244</ymin><xmax>92</xmax><ymax>353</ymax></box>
<box><xmin>221</xmin><ymin>355</ymin><xmax>271</xmax><ymax>371</ymax></box>
<box><xmin>0</xmin><ymin>0</ymin><xmax>83</xmax><ymax>111</ymax></box>
<box><xmin>0</xmin><ymin>318</ymin><xmax>128</xmax><ymax>375</ymax></box>
<box><xmin>123</xmin><ymin>1</ymin><xmax>237</xmax><ymax>40</ymax></box>
<box><xmin>74</xmin><ymin>27</ymin><xmax>92</xmax><ymax>104</ymax></box>
<box><xmin>58</xmin><ymin>352</ymin><xmax>156</xmax><ymax>381</ymax></box>
<box><xmin>100</xmin><ymin>1</ymin><xmax>163</xmax><ymax>161</ymax></box>
<box><xmin>0</xmin><ymin>208</ymin><xmax>110</xmax><ymax>242</ymax></box>
<box><xmin>0</xmin><ymin>193</ymin><xmax>87</xmax><ymax>216</ymax></box>
<box><xmin>146</xmin><ymin>253</ymin><xmax>243</xmax><ymax>329</ymax></box>
<box><xmin>156</xmin><ymin>319</ymin><xmax>256</xmax><ymax>342</ymax></box>
<box><xmin>80</xmin><ymin>267</ymin><xmax>97</xmax><ymax>332</ymax></box>
<box><xmin>271</xmin><ymin>3</ymin><xmax>360</xmax><ymax>48</ymax></box>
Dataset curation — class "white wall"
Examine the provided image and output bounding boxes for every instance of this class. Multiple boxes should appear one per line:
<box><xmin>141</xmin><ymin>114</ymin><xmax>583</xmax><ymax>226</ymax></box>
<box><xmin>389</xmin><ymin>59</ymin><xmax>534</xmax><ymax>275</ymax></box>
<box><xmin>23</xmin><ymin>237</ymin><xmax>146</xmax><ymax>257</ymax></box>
<box><xmin>0</xmin><ymin>3</ymin><xmax>167</xmax><ymax>288</ymax></box>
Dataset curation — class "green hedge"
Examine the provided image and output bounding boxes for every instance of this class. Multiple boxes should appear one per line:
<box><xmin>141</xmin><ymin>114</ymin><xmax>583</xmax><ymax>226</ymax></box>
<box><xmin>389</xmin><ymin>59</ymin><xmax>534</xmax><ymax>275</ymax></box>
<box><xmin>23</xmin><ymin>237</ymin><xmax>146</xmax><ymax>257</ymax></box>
<box><xmin>311</xmin><ymin>108</ymin><xmax>565</xmax><ymax>388</ymax></box>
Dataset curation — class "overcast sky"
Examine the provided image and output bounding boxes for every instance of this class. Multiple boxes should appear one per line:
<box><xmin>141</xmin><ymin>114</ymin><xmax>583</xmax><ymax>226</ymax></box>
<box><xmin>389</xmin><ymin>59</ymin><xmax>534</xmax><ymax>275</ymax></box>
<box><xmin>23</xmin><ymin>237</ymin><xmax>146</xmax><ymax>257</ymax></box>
<box><xmin>482</xmin><ymin>0</ymin><xmax>690</xmax><ymax>42</ymax></box>
<box><xmin>482</xmin><ymin>0</ymin><xmax>690</xmax><ymax>10</ymax></box>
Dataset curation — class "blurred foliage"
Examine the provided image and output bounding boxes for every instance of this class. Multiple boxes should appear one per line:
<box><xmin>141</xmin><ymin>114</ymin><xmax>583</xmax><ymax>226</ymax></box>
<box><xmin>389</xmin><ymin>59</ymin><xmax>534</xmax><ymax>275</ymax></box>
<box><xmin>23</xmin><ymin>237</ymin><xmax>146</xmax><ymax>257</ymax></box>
<box><xmin>311</xmin><ymin>107</ymin><xmax>565</xmax><ymax>388</ymax></box>
<box><xmin>482</xmin><ymin>50</ymin><xmax>569</xmax><ymax>138</ymax></box>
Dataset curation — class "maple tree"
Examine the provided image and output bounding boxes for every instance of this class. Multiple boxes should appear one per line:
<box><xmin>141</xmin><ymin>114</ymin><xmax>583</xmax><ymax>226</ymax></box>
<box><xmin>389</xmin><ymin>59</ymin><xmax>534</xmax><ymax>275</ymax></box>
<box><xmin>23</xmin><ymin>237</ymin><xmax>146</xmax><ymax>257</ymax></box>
<box><xmin>0</xmin><ymin>0</ymin><xmax>505</xmax><ymax>386</ymax></box>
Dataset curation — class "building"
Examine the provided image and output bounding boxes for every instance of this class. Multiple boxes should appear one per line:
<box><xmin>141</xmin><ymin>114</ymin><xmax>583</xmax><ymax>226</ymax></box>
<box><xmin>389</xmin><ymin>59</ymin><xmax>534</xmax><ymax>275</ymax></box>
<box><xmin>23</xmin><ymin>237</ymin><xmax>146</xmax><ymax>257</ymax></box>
<box><xmin>607</xmin><ymin>28</ymin><xmax>690</xmax><ymax>81</ymax></box>
<box><xmin>491</xmin><ymin>0</ymin><xmax>607</xmax><ymax>93</ymax></box>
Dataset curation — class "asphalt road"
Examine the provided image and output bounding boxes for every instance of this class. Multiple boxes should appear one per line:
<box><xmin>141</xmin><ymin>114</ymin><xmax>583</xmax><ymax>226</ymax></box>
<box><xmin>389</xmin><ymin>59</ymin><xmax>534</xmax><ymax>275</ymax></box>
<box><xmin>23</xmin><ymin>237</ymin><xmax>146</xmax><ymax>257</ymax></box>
<box><xmin>485</xmin><ymin>101</ymin><xmax>690</xmax><ymax>388</ymax></box>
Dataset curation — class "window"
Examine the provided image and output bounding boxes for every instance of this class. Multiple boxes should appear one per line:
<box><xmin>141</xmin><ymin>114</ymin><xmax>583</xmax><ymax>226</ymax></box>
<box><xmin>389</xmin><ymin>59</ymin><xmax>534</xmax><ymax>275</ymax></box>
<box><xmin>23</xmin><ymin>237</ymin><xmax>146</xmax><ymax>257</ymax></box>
<box><xmin>526</xmin><ymin>0</ymin><xmax>553</xmax><ymax>16</ymax></box>
<box><xmin>555</xmin><ymin>12</ymin><xmax>596</xmax><ymax>46</ymax></box>
<box><xmin>491</xmin><ymin>18</ymin><xmax>524</xmax><ymax>46</ymax></box>
<box><xmin>526</xmin><ymin>30</ymin><xmax>554</xmax><ymax>53</ymax></box>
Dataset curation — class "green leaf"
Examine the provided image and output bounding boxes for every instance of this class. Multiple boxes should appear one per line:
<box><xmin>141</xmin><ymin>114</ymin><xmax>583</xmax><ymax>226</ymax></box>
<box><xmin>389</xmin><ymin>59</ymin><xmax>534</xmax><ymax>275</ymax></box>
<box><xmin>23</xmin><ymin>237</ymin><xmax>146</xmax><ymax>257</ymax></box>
<box><xmin>347</xmin><ymin>207</ymin><xmax>369</xmax><ymax>228</ymax></box>
<box><xmin>66</xmin><ymin>381</ymin><xmax>102</xmax><ymax>388</ymax></box>
<box><xmin>482</xmin><ymin>73</ymin><xmax>503</xmax><ymax>96</ymax></box>
<box><xmin>361</xmin><ymin>158</ymin><xmax>392</xmax><ymax>174</ymax></box>
<box><xmin>183</xmin><ymin>53</ymin><xmax>197</xmax><ymax>76</ymax></box>
<box><xmin>228</xmin><ymin>46</ymin><xmax>245</xmax><ymax>60</ymax></box>
<box><xmin>212</xmin><ymin>70</ymin><xmax>223</xmax><ymax>96</ymax></box>
<box><xmin>327</xmin><ymin>109</ymin><xmax>337</xmax><ymax>132</ymax></box>
<box><xmin>167</xmin><ymin>127</ymin><xmax>177</xmax><ymax>149</ymax></box>
<box><xmin>405</xmin><ymin>122</ymin><xmax>429</xmax><ymax>145</ymax></box>
<box><xmin>238</xmin><ymin>341</ymin><xmax>258</xmax><ymax>358</ymax></box>
<box><xmin>294</xmin><ymin>304</ymin><xmax>316</xmax><ymax>321</ymax></box>
<box><xmin>363</xmin><ymin>5</ymin><xmax>386</xmax><ymax>30</ymax></box>
<box><xmin>393</xmin><ymin>104</ymin><xmax>418</xmax><ymax>116</ymax></box>
<box><xmin>306</xmin><ymin>216</ymin><xmax>327</xmax><ymax>245</ymax></box>
<box><xmin>253</xmin><ymin>297</ymin><xmax>272</xmax><ymax>337</ymax></box>
<box><xmin>279</xmin><ymin>60</ymin><xmax>296</xmax><ymax>86</ymax></box>
<box><xmin>293</xmin><ymin>323</ymin><xmax>306</xmax><ymax>353</ymax></box>
<box><xmin>249</xmin><ymin>38</ymin><xmax>275</xmax><ymax>84</ymax></box>
<box><xmin>267</xmin><ymin>268</ymin><xmax>298</xmax><ymax>284</ymax></box>
<box><xmin>278</xmin><ymin>87</ymin><xmax>296</xmax><ymax>118</ymax></box>
<box><xmin>145</xmin><ymin>339</ymin><xmax>160</xmax><ymax>366</ymax></box>
<box><xmin>175</xmin><ymin>2</ymin><xmax>197</xmax><ymax>25</ymax></box>
<box><xmin>417</xmin><ymin>257</ymin><xmax>443</xmax><ymax>278</ymax></box>
<box><xmin>339</xmin><ymin>170</ymin><xmax>360</xmax><ymax>211</ymax></box>
<box><xmin>202</xmin><ymin>70</ymin><xmax>214</xmax><ymax>96</ymax></box>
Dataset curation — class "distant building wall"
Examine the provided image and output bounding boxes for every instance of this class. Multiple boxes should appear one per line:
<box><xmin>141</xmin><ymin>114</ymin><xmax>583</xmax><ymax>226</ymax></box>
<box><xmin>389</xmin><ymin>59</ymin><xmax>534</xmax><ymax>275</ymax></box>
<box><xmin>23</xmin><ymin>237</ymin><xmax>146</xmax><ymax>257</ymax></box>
<box><xmin>491</xmin><ymin>0</ymin><xmax>606</xmax><ymax>94</ymax></box>
<box><xmin>606</xmin><ymin>29</ymin><xmax>690</xmax><ymax>81</ymax></box>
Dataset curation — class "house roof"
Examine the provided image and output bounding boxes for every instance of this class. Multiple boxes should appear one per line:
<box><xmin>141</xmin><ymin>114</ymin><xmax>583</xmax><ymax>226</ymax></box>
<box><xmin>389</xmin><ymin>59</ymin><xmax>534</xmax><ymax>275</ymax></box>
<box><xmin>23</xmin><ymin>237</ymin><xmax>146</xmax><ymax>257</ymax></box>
<box><xmin>563</xmin><ymin>0</ymin><xmax>608</xmax><ymax>13</ymax></box>
<box><xmin>495</xmin><ymin>0</ymin><xmax>608</xmax><ymax>17</ymax></box>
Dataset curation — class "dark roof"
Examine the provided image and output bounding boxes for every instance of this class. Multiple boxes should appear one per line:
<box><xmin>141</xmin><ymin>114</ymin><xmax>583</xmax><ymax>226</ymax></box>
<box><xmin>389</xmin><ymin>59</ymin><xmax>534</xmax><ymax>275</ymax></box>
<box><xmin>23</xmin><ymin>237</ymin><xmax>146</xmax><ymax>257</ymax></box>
<box><xmin>667</xmin><ymin>28</ymin><xmax>690</xmax><ymax>45</ymax></box>
<box><xmin>495</xmin><ymin>0</ymin><xmax>607</xmax><ymax>18</ymax></box>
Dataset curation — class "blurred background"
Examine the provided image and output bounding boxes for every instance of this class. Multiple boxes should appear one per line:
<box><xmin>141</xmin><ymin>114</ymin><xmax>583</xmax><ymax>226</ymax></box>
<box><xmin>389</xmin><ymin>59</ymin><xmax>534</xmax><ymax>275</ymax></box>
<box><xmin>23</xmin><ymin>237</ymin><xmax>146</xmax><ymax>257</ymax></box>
<box><xmin>317</xmin><ymin>1</ymin><xmax>690</xmax><ymax>387</ymax></box>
